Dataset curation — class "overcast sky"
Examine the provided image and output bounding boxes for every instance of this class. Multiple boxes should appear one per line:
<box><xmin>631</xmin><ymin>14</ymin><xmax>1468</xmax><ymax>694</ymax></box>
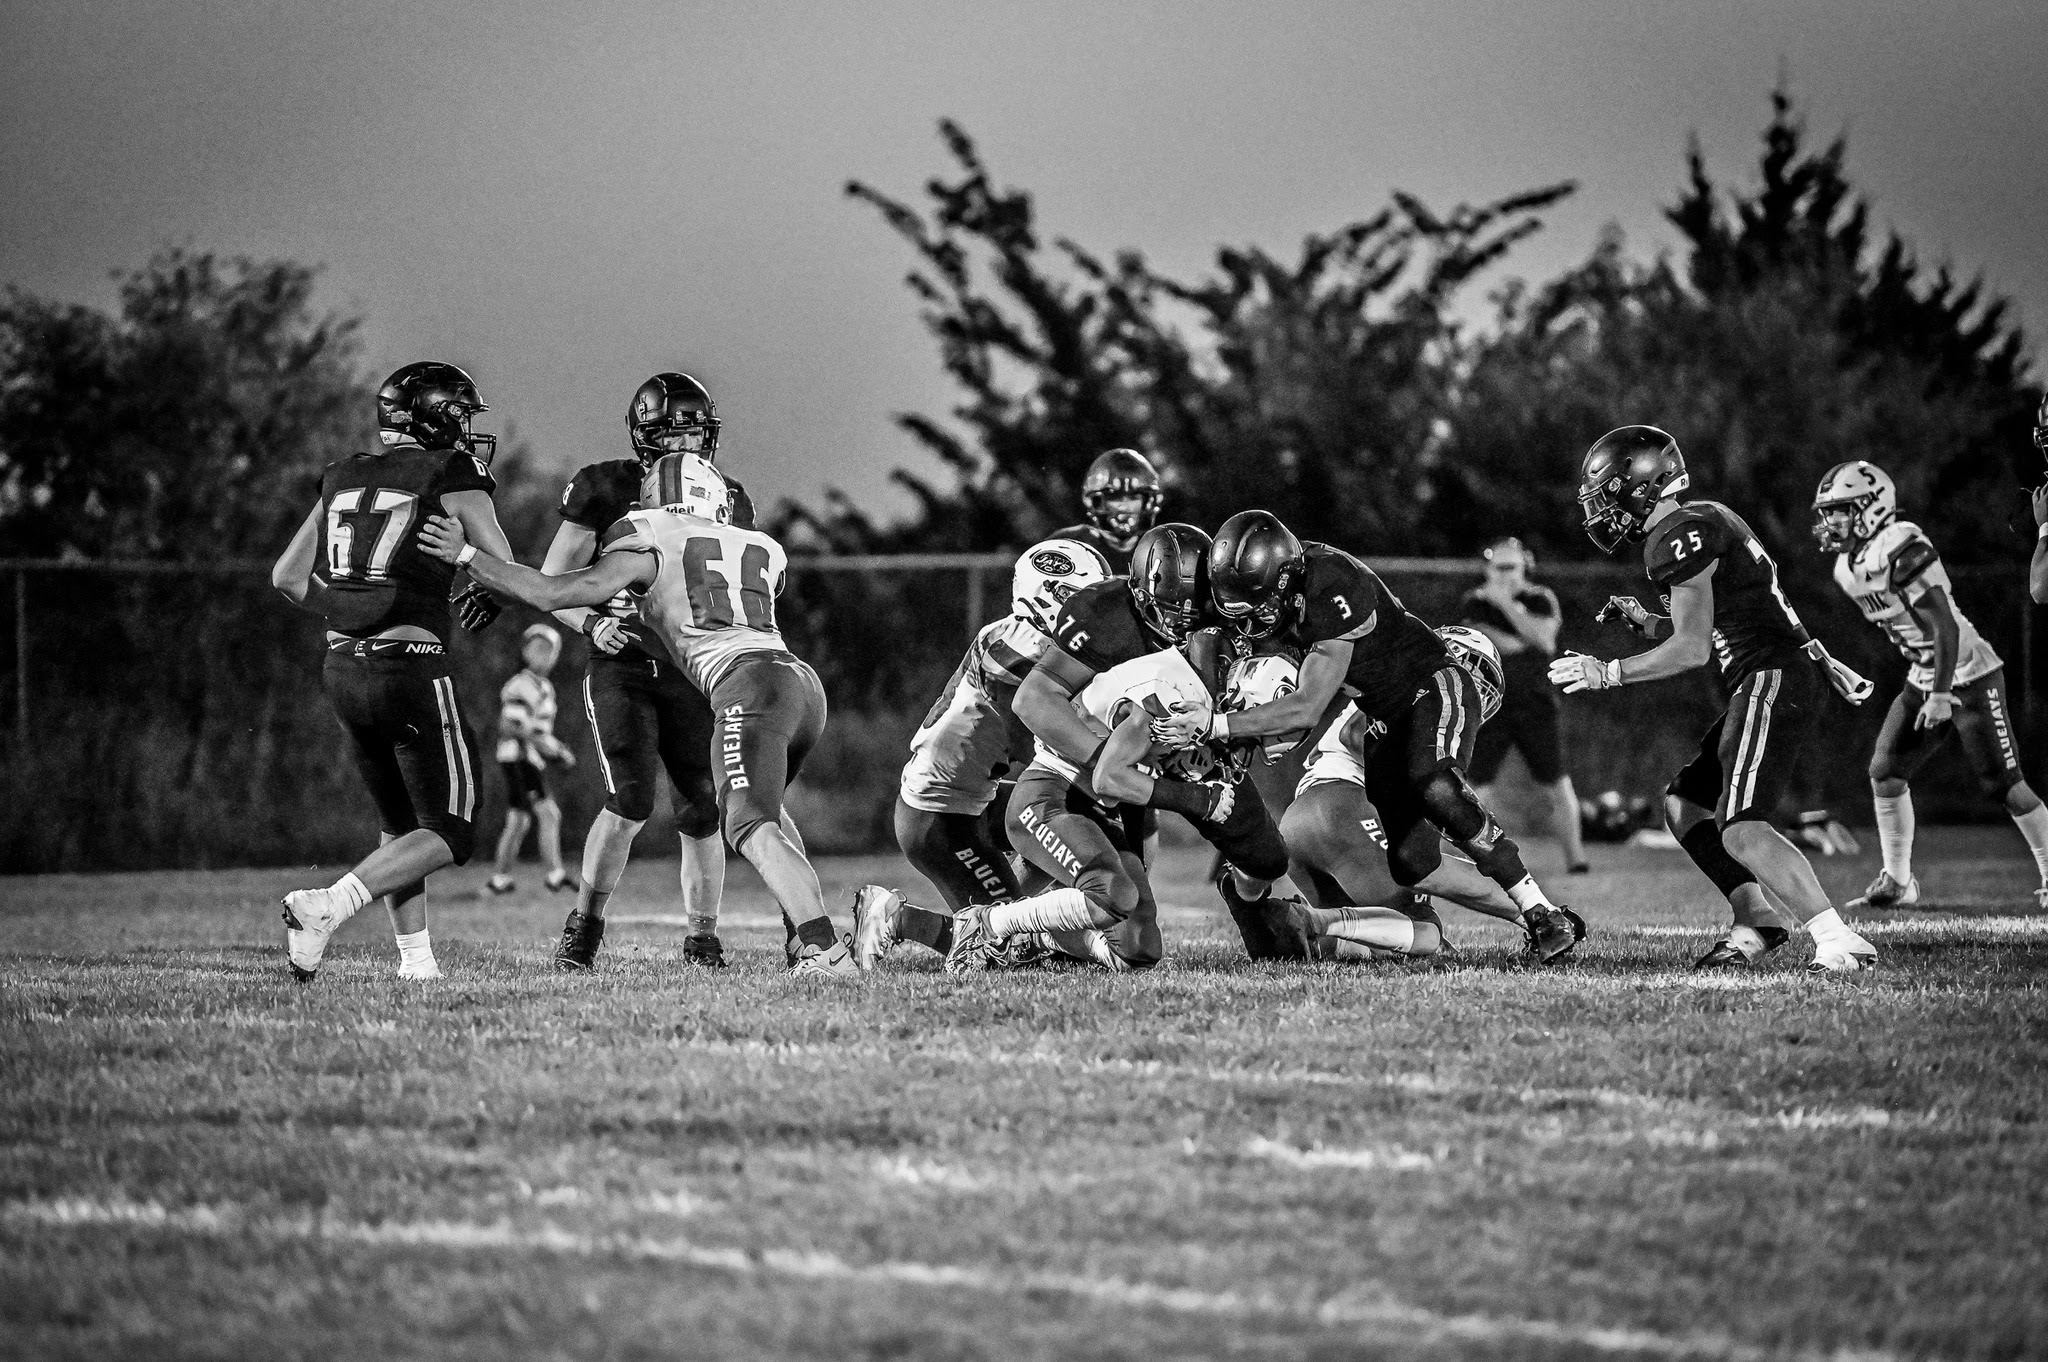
<box><xmin>3</xmin><ymin>1</ymin><xmax>2043</xmax><ymax>521</ymax></box>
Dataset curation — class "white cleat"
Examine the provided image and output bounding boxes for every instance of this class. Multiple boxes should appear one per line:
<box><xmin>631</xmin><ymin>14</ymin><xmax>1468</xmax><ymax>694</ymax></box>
<box><xmin>1848</xmin><ymin>870</ymin><xmax>1919</xmax><ymax>911</ymax></box>
<box><xmin>789</xmin><ymin>939</ymin><xmax>859</xmax><ymax>979</ymax></box>
<box><xmin>281</xmin><ymin>887</ymin><xmax>353</xmax><ymax>983</ymax></box>
<box><xmin>850</xmin><ymin>885</ymin><xmax>902</xmax><ymax>971</ymax></box>
<box><xmin>2036</xmin><ymin>884</ymin><xmax>2048</xmax><ymax>912</ymax></box>
<box><xmin>1809</xmin><ymin>932</ymin><xmax>1878</xmax><ymax>974</ymax></box>
<box><xmin>398</xmin><ymin>961</ymin><xmax>443</xmax><ymax>981</ymax></box>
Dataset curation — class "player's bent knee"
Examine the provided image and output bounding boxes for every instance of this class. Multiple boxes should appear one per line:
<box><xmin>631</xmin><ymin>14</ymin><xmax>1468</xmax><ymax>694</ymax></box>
<box><xmin>674</xmin><ymin>774</ymin><xmax>721</xmax><ymax>840</ymax></box>
<box><xmin>421</xmin><ymin>817</ymin><xmax>476</xmax><ymax>867</ymax></box>
<box><xmin>1388</xmin><ymin>827</ymin><xmax>1442</xmax><ymax>888</ymax></box>
<box><xmin>606</xmin><ymin>782</ymin><xmax>658</xmax><ymax>824</ymax></box>
<box><xmin>1077</xmin><ymin>862</ymin><xmax>1139</xmax><ymax>922</ymax></box>
<box><xmin>1418</xmin><ymin>771</ymin><xmax>1485</xmax><ymax>842</ymax></box>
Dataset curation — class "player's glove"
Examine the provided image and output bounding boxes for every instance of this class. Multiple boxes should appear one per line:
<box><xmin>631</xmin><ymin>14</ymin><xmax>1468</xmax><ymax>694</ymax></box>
<box><xmin>1548</xmin><ymin>652</ymin><xmax>1622</xmax><ymax>693</ymax></box>
<box><xmin>454</xmin><ymin>584</ymin><xmax>501</xmax><ymax>633</ymax></box>
<box><xmin>1147</xmin><ymin>703</ymin><xmax>1214</xmax><ymax>749</ymax></box>
<box><xmin>583</xmin><ymin>614</ymin><xmax>628</xmax><ymax>655</ymax></box>
<box><xmin>1595</xmin><ymin>594</ymin><xmax>1659</xmax><ymax>638</ymax></box>
<box><xmin>1802</xmin><ymin>639</ymin><xmax>1874</xmax><ymax>705</ymax></box>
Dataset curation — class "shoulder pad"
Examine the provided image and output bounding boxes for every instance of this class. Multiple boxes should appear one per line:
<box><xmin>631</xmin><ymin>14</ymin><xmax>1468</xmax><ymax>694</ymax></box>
<box><xmin>1298</xmin><ymin>549</ymin><xmax>1378</xmax><ymax>641</ymax></box>
<box><xmin>1881</xmin><ymin>523</ymin><xmax>1940</xmax><ymax>592</ymax></box>
<box><xmin>1644</xmin><ymin>508</ymin><xmax>1728</xmax><ymax>585</ymax></box>
<box><xmin>561</xmin><ymin>460</ymin><xmax>639</xmax><ymax>529</ymax></box>
<box><xmin>438</xmin><ymin>448</ymin><xmax>496</xmax><ymax>497</ymax></box>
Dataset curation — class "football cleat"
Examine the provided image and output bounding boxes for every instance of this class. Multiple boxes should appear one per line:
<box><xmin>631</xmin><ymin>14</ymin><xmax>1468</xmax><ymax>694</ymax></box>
<box><xmin>281</xmin><ymin>887</ymin><xmax>353</xmax><ymax>983</ymax></box>
<box><xmin>1848</xmin><ymin>870</ymin><xmax>1919</xmax><ymax>910</ymax></box>
<box><xmin>850</xmin><ymin>885</ymin><xmax>902</xmax><ymax>971</ymax></box>
<box><xmin>1216</xmin><ymin>864</ymin><xmax>1279</xmax><ymax>960</ymax></box>
<box><xmin>552</xmin><ymin>910</ymin><xmax>605</xmax><ymax>973</ymax></box>
<box><xmin>1398</xmin><ymin>893</ymin><xmax>1457</xmax><ymax>955</ymax></box>
<box><xmin>682</xmin><ymin>933</ymin><xmax>727</xmax><ymax>968</ymax></box>
<box><xmin>1809</xmin><ymin>933</ymin><xmax>1878</xmax><ymax>974</ymax></box>
<box><xmin>484</xmin><ymin>875</ymin><xmax>517</xmax><ymax>896</ymax></box>
<box><xmin>1692</xmin><ymin>925</ymin><xmax>1790</xmax><ymax>970</ymax></box>
<box><xmin>943</xmin><ymin>903</ymin><xmax>1000</xmax><ymax>974</ymax></box>
<box><xmin>789</xmin><ymin>938</ymin><xmax>859</xmax><ymax>979</ymax></box>
<box><xmin>987</xmin><ymin>931</ymin><xmax>1057</xmax><ymax>971</ymax></box>
<box><xmin>1521</xmin><ymin>905</ymin><xmax>1583</xmax><ymax>964</ymax></box>
<box><xmin>1263</xmin><ymin>894</ymin><xmax>1319</xmax><ymax>962</ymax></box>
<box><xmin>544</xmin><ymin>870</ymin><xmax>573</xmax><ymax>893</ymax></box>
<box><xmin>398</xmin><ymin>960</ymin><xmax>443</xmax><ymax>981</ymax></box>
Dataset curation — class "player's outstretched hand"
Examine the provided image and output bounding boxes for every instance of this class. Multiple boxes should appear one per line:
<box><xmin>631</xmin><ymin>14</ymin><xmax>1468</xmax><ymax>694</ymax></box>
<box><xmin>2032</xmin><ymin>483</ymin><xmax>2048</xmax><ymax>527</ymax></box>
<box><xmin>1595</xmin><ymin>594</ymin><xmax>1654</xmax><ymax>636</ymax></box>
<box><xmin>419</xmin><ymin>514</ymin><xmax>468</xmax><ymax>563</ymax></box>
<box><xmin>454</xmin><ymin>583</ymin><xmax>501</xmax><ymax>633</ymax></box>
<box><xmin>1915</xmin><ymin>691</ymin><xmax>1956</xmax><ymax>730</ymax></box>
<box><xmin>1548</xmin><ymin>652</ymin><xmax>1620</xmax><ymax>693</ymax></box>
<box><xmin>1147</xmin><ymin>703</ymin><xmax>1211</xmax><ymax>749</ymax></box>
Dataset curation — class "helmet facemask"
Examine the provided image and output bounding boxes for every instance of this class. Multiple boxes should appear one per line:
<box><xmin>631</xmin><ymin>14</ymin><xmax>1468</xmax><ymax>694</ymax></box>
<box><xmin>1085</xmin><ymin>485</ymin><xmax>1162</xmax><ymax>548</ymax></box>
<box><xmin>1578</xmin><ymin>481</ymin><xmax>1640</xmax><ymax>556</ymax></box>
<box><xmin>1811</xmin><ymin>497</ymin><xmax>1868</xmax><ymax>553</ymax></box>
<box><xmin>1133</xmin><ymin>587</ymin><xmax>1201</xmax><ymax>645</ymax></box>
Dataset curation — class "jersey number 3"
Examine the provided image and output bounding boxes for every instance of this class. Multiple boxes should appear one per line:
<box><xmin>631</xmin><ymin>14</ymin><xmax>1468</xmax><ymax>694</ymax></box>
<box><xmin>681</xmin><ymin>536</ymin><xmax>776</xmax><ymax>630</ymax></box>
<box><xmin>327</xmin><ymin>488</ymin><xmax>418</xmax><ymax>583</ymax></box>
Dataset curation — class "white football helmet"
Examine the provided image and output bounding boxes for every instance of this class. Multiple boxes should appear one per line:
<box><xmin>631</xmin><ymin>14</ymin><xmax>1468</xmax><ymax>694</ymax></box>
<box><xmin>1436</xmin><ymin>625</ymin><xmax>1504</xmax><ymax>722</ymax></box>
<box><xmin>1812</xmin><ymin>460</ymin><xmax>1895</xmax><ymax>553</ymax></box>
<box><xmin>1221</xmin><ymin>652</ymin><xmax>1305</xmax><ymax>761</ymax></box>
<box><xmin>1012</xmin><ymin>537</ymin><xmax>1112</xmax><ymax>634</ymax></box>
<box><xmin>641</xmin><ymin>453</ymin><xmax>731</xmax><ymax>523</ymax></box>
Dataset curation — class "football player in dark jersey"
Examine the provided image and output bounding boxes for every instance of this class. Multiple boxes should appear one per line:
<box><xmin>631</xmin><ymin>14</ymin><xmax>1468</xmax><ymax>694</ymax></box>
<box><xmin>1154</xmin><ymin>511</ymin><xmax>1583</xmax><ymax>962</ymax></box>
<box><xmin>1049</xmin><ymin>448</ymin><xmax>1163</xmax><ymax>575</ymax></box>
<box><xmin>1554</xmin><ymin>424</ymin><xmax>1877</xmax><ymax>972</ymax></box>
<box><xmin>269</xmin><ymin>361</ymin><xmax>516</xmax><ymax>982</ymax></box>
<box><xmin>538</xmin><ymin>373</ymin><xmax>757</xmax><ymax>972</ymax></box>
<box><xmin>946</xmin><ymin>524</ymin><xmax>1303</xmax><ymax>969</ymax></box>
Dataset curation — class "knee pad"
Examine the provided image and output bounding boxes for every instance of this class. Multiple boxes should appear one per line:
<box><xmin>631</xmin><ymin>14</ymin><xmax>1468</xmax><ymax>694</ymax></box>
<box><xmin>605</xmin><ymin>777</ymin><xmax>658</xmax><ymax>824</ymax></box>
<box><xmin>1679</xmin><ymin>819</ymin><xmax>1760</xmax><ymax>896</ymax></box>
<box><xmin>673</xmin><ymin>771</ymin><xmax>721</xmax><ymax>839</ymax></box>
<box><xmin>1419</xmin><ymin>770</ymin><xmax>1487</xmax><ymax>843</ymax></box>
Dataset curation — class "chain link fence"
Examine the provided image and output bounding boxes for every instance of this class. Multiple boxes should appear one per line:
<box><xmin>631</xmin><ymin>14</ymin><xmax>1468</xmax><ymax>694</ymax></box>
<box><xmin>0</xmin><ymin>555</ymin><xmax>2038</xmax><ymax>872</ymax></box>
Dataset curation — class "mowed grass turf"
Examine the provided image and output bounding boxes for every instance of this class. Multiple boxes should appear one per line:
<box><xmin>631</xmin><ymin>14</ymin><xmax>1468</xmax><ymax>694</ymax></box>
<box><xmin>1</xmin><ymin>828</ymin><xmax>2045</xmax><ymax>1361</ymax></box>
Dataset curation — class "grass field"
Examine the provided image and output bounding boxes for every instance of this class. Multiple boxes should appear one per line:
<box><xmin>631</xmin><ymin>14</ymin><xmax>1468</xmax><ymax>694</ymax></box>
<box><xmin>2</xmin><ymin>828</ymin><xmax>2046</xmax><ymax>1361</ymax></box>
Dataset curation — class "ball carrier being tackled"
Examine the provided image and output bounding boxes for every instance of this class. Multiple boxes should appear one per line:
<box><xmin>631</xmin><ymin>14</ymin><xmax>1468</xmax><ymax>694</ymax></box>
<box><xmin>421</xmin><ymin>454</ymin><xmax>857</xmax><ymax>977</ymax></box>
<box><xmin>1155</xmin><ymin>511</ymin><xmax>1584</xmax><ymax>962</ymax></box>
<box><xmin>1560</xmin><ymin>425</ymin><xmax>1878</xmax><ymax>972</ymax></box>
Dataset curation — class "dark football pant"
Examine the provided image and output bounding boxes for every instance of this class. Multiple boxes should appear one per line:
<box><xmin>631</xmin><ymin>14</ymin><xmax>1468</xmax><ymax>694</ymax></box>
<box><xmin>1005</xmin><ymin>765</ymin><xmax>1160</xmax><ymax>969</ymax></box>
<box><xmin>706</xmin><ymin>652</ymin><xmax>828</xmax><ymax>852</ymax></box>
<box><xmin>1188</xmin><ymin>774</ymin><xmax>1291</xmax><ymax>883</ymax></box>
<box><xmin>1870</xmin><ymin>668</ymin><xmax>2024</xmax><ymax>801</ymax></box>
<box><xmin>893</xmin><ymin>799</ymin><xmax>1023</xmax><ymax>912</ymax></box>
<box><xmin>323</xmin><ymin>643</ymin><xmax>481</xmax><ymax>864</ymax></box>
<box><xmin>582</xmin><ymin>652</ymin><xmax>720</xmax><ymax>837</ymax></box>
<box><xmin>499</xmin><ymin>759</ymin><xmax>553</xmax><ymax>812</ymax></box>
<box><xmin>1668</xmin><ymin>663</ymin><xmax>1818</xmax><ymax>827</ymax></box>
<box><xmin>1365</xmin><ymin>665</ymin><xmax>1504</xmax><ymax>886</ymax></box>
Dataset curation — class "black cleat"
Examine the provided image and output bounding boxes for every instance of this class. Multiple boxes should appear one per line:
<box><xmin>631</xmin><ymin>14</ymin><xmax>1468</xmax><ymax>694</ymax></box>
<box><xmin>682</xmin><ymin>933</ymin><xmax>728</xmax><ymax>968</ymax></box>
<box><xmin>1522</xmin><ymin>905</ymin><xmax>1583</xmax><ymax>964</ymax></box>
<box><xmin>1692</xmin><ymin>925</ymin><xmax>1790</xmax><ymax>970</ymax></box>
<box><xmin>552</xmin><ymin>910</ymin><xmax>605</xmax><ymax>973</ymax></box>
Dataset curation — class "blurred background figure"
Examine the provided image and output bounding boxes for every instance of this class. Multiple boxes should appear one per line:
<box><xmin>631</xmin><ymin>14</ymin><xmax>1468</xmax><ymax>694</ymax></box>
<box><xmin>485</xmin><ymin>624</ymin><xmax>575</xmax><ymax>895</ymax></box>
<box><xmin>1459</xmin><ymin>537</ymin><xmax>1590</xmax><ymax>873</ymax></box>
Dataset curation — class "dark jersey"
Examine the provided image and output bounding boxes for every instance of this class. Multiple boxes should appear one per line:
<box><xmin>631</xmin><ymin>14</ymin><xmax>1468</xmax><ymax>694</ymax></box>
<box><xmin>316</xmin><ymin>444</ymin><xmax>495</xmax><ymax>640</ymax></box>
<box><xmin>1051</xmin><ymin>579</ymin><xmax>1156</xmax><ymax>672</ymax></box>
<box><xmin>557</xmin><ymin>459</ymin><xmax>756</xmax><ymax>662</ymax></box>
<box><xmin>1280</xmin><ymin>544</ymin><xmax>1451</xmax><ymax>722</ymax></box>
<box><xmin>1642</xmin><ymin>500</ymin><xmax>1810</xmax><ymax>683</ymax></box>
<box><xmin>1459</xmin><ymin>585</ymin><xmax>1558</xmax><ymax>654</ymax></box>
<box><xmin>1050</xmin><ymin>522</ymin><xmax>1135</xmax><ymax>576</ymax></box>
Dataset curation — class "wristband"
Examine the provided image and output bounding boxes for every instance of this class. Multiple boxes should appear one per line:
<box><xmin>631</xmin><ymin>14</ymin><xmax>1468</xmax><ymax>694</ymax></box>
<box><xmin>1605</xmin><ymin>658</ymin><xmax>1624</xmax><ymax>688</ymax></box>
<box><xmin>2038</xmin><ymin>523</ymin><xmax>2048</xmax><ymax>540</ymax></box>
<box><xmin>455</xmin><ymin>544</ymin><xmax>477</xmax><ymax>567</ymax></box>
<box><xmin>1211</xmin><ymin>712</ymin><xmax>1231</xmax><ymax>743</ymax></box>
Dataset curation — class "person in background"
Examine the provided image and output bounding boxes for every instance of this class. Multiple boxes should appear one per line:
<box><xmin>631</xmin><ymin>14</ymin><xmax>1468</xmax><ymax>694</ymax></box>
<box><xmin>2031</xmin><ymin>397</ymin><xmax>2048</xmax><ymax>605</ymax></box>
<box><xmin>1458</xmin><ymin>538</ymin><xmax>1589</xmax><ymax>873</ymax></box>
<box><xmin>485</xmin><ymin>623</ymin><xmax>575</xmax><ymax>896</ymax></box>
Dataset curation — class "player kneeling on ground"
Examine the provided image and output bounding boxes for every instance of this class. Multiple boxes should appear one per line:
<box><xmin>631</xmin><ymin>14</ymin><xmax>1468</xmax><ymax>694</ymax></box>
<box><xmin>1563</xmin><ymin>425</ymin><xmax>1876</xmax><ymax>972</ymax></box>
<box><xmin>1812</xmin><ymin>461</ymin><xmax>2048</xmax><ymax>909</ymax></box>
<box><xmin>1269</xmin><ymin>629</ymin><xmax>1531</xmax><ymax>959</ymax></box>
<box><xmin>419</xmin><ymin>454</ymin><xmax>856</xmax><ymax>977</ymax></box>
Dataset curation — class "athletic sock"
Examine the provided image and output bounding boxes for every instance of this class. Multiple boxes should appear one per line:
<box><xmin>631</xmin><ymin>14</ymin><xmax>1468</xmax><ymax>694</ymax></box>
<box><xmin>988</xmin><ymin>888</ymin><xmax>1096</xmax><ymax>936</ymax></box>
<box><xmin>1312</xmin><ymin>906</ymin><xmax>1417</xmax><ymax>954</ymax></box>
<box><xmin>791</xmin><ymin>914</ymin><xmax>839</xmax><ymax>951</ymax></box>
<box><xmin>2011</xmin><ymin>804</ymin><xmax>2048</xmax><ymax>882</ymax></box>
<box><xmin>1874</xmin><ymin>790</ymin><xmax>1914</xmax><ymax>881</ymax></box>
<box><xmin>897</xmin><ymin>903</ymin><xmax>955</xmax><ymax>952</ymax></box>
<box><xmin>395</xmin><ymin>928</ymin><xmax>435</xmax><ymax>973</ymax></box>
<box><xmin>1504</xmin><ymin>876</ymin><xmax>1555</xmax><ymax>915</ymax></box>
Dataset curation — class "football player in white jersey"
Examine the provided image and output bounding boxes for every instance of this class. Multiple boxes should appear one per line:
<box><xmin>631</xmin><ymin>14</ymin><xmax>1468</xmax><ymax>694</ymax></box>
<box><xmin>1275</xmin><ymin>628</ymin><xmax>1534</xmax><ymax>959</ymax></box>
<box><xmin>852</xmin><ymin>539</ymin><xmax>1112</xmax><ymax>969</ymax></box>
<box><xmin>419</xmin><ymin>454</ymin><xmax>859</xmax><ymax>976</ymax></box>
<box><xmin>1814</xmin><ymin>462</ymin><xmax>2048</xmax><ymax>908</ymax></box>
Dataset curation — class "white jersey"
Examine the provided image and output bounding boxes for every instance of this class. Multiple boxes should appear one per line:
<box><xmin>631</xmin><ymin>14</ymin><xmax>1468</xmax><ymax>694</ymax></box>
<box><xmin>1831</xmin><ymin>519</ymin><xmax>1998</xmax><ymax>691</ymax></box>
<box><xmin>495</xmin><ymin>669</ymin><xmax>558</xmax><ymax>765</ymax></box>
<box><xmin>1033</xmin><ymin>646</ymin><xmax>1213</xmax><ymax>785</ymax></box>
<box><xmin>1294</xmin><ymin>703</ymin><xmax>1388</xmax><ymax>797</ymax></box>
<box><xmin>900</xmin><ymin>614</ymin><xmax>1053</xmax><ymax>815</ymax></box>
<box><xmin>603</xmin><ymin>508</ymin><xmax>792</xmax><ymax>694</ymax></box>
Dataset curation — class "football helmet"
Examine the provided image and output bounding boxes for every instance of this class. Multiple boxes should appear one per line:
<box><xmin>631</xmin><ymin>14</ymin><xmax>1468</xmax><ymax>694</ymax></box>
<box><xmin>1436</xmin><ymin>624</ymin><xmax>1505</xmax><ymax>722</ymax></box>
<box><xmin>1811</xmin><ymin>461</ymin><xmax>1896</xmax><ymax>552</ymax></box>
<box><xmin>640</xmin><ymin>453</ymin><xmax>731</xmax><ymax>522</ymax></box>
<box><xmin>628</xmin><ymin>373</ymin><xmax>722</xmax><ymax>466</ymax></box>
<box><xmin>1081</xmin><ymin>448</ymin><xmax>1163</xmax><ymax>550</ymax></box>
<box><xmin>2033</xmin><ymin>393</ymin><xmax>2047</xmax><ymax>460</ymax></box>
<box><xmin>1221</xmin><ymin>652</ymin><xmax>1305</xmax><ymax>761</ymax></box>
<box><xmin>1577</xmin><ymin>425</ymin><xmax>1689</xmax><ymax>554</ymax></box>
<box><xmin>1011</xmin><ymin>538</ymin><xmax>1113</xmax><ymax>635</ymax></box>
<box><xmin>377</xmin><ymin>361</ymin><xmax>495</xmax><ymax>463</ymax></box>
<box><xmin>1128</xmin><ymin>522</ymin><xmax>1213</xmax><ymax>644</ymax></box>
<box><xmin>1208</xmin><ymin>510</ymin><xmax>1304</xmax><ymax>639</ymax></box>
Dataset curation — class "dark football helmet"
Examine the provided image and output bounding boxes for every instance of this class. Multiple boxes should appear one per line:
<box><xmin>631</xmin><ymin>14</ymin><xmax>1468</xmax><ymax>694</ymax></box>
<box><xmin>377</xmin><ymin>361</ymin><xmax>494</xmax><ymax>463</ymax></box>
<box><xmin>2034</xmin><ymin>393</ymin><xmax>2047</xmax><ymax>461</ymax></box>
<box><xmin>1082</xmin><ymin>448</ymin><xmax>1163</xmax><ymax>550</ymax></box>
<box><xmin>1208</xmin><ymin>509</ymin><xmax>1304</xmax><ymax>639</ymax></box>
<box><xmin>1577</xmin><ymin>425</ymin><xmax>1689</xmax><ymax>554</ymax></box>
<box><xmin>1128</xmin><ymin>522</ymin><xmax>1213</xmax><ymax>644</ymax></box>
<box><xmin>628</xmin><ymin>373</ymin><xmax>721</xmax><ymax>466</ymax></box>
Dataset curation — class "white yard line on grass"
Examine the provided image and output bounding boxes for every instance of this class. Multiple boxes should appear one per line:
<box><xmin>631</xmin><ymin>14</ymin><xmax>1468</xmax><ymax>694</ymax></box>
<box><xmin>1242</xmin><ymin>1137</ymin><xmax>1436</xmax><ymax>1171</ymax></box>
<box><xmin>1633</xmin><ymin>918</ymin><xmax>2048</xmax><ymax>940</ymax></box>
<box><xmin>1</xmin><ymin>1195</ymin><xmax>1874</xmax><ymax>1361</ymax></box>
